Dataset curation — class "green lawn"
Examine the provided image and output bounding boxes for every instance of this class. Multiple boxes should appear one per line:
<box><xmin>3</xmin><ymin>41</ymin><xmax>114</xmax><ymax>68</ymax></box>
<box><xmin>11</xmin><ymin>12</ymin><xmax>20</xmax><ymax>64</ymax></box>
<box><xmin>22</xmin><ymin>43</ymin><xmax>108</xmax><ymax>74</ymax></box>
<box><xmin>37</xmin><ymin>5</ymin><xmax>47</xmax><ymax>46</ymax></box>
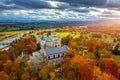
<box><xmin>55</xmin><ymin>32</ymin><xmax>113</xmax><ymax>44</ymax></box>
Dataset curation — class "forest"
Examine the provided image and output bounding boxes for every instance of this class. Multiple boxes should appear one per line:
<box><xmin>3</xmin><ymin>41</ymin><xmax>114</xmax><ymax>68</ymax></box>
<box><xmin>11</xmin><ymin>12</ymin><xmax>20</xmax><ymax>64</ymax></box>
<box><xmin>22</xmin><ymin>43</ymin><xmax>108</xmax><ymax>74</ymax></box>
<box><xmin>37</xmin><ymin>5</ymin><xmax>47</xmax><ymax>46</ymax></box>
<box><xmin>0</xmin><ymin>26</ymin><xmax>120</xmax><ymax>80</ymax></box>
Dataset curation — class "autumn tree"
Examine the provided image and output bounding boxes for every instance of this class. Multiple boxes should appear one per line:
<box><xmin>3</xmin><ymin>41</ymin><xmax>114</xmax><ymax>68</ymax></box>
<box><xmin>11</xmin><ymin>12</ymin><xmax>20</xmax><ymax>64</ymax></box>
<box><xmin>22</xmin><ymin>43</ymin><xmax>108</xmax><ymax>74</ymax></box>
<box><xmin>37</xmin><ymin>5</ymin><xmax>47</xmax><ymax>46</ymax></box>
<box><xmin>93</xmin><ymin>66</ymin><xmax>117</xmax><ymax>80</ymax></box>
<box><xmin>99</xmin><ymin>58</ymin><xmax>119</xmax><ymax>79</ymax></box>
<box><xmin>62</xmin><ymin>55</ymin><xmax>94</xmax><ymax>80</ymax></box>
<box><xmin>62</xmin><ymin>35</ymin><xmax>72</xmax><ymax>45</ymax></box>
<box><xmin>66</xmin><ymin>48</ymin><xmax>78</xmax><ymax>58</ymax></box>
<box><xmin>94</xmin><ymin>45</ymin><xmax>100</xmax><ymax>61</ymax></box>
<box><xmin>39</xmin><ymin>63</ymin><xmax>55</xmax><ymax>80</ymax></box>
<box><xmin>68</xmin><ymin>39</ymin><xmax>78</xmax><ymax>49</ymax></box>
<box><xmin>0</xmin><ymin>71</ymin><xmax>9</xmax><ymax>80</ymax></box>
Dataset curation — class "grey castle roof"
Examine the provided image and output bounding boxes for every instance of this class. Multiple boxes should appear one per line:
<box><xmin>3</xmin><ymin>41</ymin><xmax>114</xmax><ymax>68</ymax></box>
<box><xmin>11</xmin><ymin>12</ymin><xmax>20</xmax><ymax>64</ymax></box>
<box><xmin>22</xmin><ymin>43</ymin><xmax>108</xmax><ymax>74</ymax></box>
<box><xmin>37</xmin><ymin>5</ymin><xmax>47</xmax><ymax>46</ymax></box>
<box><xmin>44</xmin><ymin>46</ymin><xmax>68</xmax><ymax>55</ymax></box>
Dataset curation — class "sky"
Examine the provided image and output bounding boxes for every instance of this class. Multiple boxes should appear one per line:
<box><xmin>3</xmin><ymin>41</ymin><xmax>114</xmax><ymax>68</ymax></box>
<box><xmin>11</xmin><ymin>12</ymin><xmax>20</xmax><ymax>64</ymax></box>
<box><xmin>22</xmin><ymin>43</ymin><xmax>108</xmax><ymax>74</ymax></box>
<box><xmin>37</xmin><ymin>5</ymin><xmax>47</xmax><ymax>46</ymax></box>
<box><xmin>0</xmin><ymin>0</ymin><xmax>120</xmax><ymax>21</ymax></box>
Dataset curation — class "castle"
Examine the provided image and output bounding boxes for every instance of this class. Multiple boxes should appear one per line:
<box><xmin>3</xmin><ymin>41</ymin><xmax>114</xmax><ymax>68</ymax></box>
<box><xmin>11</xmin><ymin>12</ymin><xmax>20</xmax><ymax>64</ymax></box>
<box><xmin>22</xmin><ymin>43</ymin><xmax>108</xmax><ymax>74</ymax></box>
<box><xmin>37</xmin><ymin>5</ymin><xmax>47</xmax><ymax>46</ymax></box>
<box><xmin>32</xmin><ymin>29</ymin><xmax>68</xmax><ymax>63</ymax></box>
<box><xmin>38</xmin><ymin>29</ymin><xmax>61</xmax><ymax>49</ymax></box>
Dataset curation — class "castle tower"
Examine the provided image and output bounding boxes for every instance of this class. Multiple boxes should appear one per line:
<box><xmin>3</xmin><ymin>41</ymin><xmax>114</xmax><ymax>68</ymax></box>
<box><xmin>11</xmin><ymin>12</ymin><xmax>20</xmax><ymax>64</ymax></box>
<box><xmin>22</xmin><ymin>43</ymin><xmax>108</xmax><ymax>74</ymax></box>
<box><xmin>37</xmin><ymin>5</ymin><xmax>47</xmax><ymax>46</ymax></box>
<box><xmin>51</xmin><ymin>28</ymin><xmax>55</xmax><ymax>37</ymax></box>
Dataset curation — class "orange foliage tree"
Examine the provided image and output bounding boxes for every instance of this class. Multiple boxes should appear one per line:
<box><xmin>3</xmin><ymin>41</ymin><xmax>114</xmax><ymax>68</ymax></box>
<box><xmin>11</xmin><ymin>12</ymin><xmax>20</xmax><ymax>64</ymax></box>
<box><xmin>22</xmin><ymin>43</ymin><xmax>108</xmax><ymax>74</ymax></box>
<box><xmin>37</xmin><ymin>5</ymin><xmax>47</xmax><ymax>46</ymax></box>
<box><xmin>62</xmin><ymin>55</ymin><xmax>94</xmax><ymax>80</ymax></box>
<box><xmin>99</xmin><ymin>58</ymin><xmax>119</xmax><ymax>79</ymax></box>
<box><xmin>0</xmin><ymin>71</ymin><xmax>9</xmax><ymax>80</ymax></box>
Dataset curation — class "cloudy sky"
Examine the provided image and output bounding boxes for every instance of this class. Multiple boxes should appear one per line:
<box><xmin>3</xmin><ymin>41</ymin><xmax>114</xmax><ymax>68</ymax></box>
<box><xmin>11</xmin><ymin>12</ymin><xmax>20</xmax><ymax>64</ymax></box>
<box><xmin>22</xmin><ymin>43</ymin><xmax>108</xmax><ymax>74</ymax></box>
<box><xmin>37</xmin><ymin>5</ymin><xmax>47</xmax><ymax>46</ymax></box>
<box><xmin>0</xmin><ymin>0</ymin><xmax>120</xmax><ymax>21</ymax></box>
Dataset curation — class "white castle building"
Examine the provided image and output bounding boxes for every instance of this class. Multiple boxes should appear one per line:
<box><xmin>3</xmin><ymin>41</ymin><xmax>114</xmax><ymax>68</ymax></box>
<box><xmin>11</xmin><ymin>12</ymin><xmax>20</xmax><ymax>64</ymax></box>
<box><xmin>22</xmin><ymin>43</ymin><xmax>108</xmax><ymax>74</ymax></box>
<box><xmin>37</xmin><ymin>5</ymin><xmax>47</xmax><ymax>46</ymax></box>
<box><xmin>38</xmin><ymin>29</ymin><xmax>61</xmax><ymax>49</ymax></box>
<box><xmin>32</xmin><ymin>29</ymin><xmax>68</xmax><ymax>63</ymax></box>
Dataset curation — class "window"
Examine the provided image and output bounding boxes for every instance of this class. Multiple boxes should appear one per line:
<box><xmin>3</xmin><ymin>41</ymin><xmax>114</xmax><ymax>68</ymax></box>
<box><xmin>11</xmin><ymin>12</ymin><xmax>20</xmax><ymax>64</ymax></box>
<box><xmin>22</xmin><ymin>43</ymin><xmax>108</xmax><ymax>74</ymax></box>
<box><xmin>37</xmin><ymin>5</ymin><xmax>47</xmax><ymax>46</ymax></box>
<box><xmin>48</xmin><ymin>56</ymin><xmax>50</xmax><ymax>60</ymax></box>
<box><xmin>62</xmin><ymin>53</ymin><xmax>64</xmax><ymax>57</ymax></box>
<box><xmin>58</xmin><ymin>54</ymin><xmax>60</xmax><ymax>57</ymax></box>
<box><xmin>55</xmin><ymin>45</ymin><xmax>57</xmax><ymax>47</ymax></box>
<box><xmin>53</xmin><ymin>55</ymin><xmax>55</xmax><ymax>58</ymax></box>
<box><xmin>35</xmin><ymin>55</ymin><xmax>37</xmax><ymax>58</ymax></box>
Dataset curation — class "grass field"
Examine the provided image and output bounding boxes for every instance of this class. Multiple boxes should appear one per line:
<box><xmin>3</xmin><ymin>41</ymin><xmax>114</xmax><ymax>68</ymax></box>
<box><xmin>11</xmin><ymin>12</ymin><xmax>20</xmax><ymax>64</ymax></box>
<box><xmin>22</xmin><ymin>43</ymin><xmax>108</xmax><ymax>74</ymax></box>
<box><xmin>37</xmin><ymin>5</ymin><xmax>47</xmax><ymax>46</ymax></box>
<box><xmin>0</xmin><ymin>29</ymin><xmax>52</xmax><ymax>41</ymax></box>
<box><xmin>55</xmin><ymin>32</ymin><xmax>80</xmax><ymax>38</ymax></box>
<box><xmin>55</xmin><ymin>32</ymin><xmax>113</xmax><ymax>43</ymax></box>
<box><xmin>0</xmin><ymin>30</ymin><xmax>33</xmax><ymax>41</ymax></box>
<box><xmin>55</xmin><ymin>32</ymin><xmax>84</xmax><ymax>39</ymax></box>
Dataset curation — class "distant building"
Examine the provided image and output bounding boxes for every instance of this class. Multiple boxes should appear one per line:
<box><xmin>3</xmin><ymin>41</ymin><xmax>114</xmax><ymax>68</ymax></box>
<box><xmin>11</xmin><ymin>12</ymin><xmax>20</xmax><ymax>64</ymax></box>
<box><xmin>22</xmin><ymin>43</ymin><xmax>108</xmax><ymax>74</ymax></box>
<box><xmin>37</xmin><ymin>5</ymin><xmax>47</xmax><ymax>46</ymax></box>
<box><xmin>80</xmin><ymin>26</ymin><xmax>88</xmax><ymax>28</ymax></box>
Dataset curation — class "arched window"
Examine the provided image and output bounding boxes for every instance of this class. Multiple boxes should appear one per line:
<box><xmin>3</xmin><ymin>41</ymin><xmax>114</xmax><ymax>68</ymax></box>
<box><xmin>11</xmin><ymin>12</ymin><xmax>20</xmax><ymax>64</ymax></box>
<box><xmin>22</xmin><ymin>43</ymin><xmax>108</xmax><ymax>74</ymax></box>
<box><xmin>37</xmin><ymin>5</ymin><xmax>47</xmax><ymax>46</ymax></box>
<box><xmin>62</xmin><ymin>53</ymin><xmax>64</xmax><ymax>57</ymax></box>
<box><xmin>53</xmin><ymin>55</ymin><xmax>55</xmax><ymax>58</ymax></box>
<box><xmin>58</xmin><ymin>54</ymin><xmax>60</xmax><ymax>57</ymax></box>
<box><xmin>48</xmin><ymin>56</ymin><xmax>50</xmax><ymax>60</ymax></box>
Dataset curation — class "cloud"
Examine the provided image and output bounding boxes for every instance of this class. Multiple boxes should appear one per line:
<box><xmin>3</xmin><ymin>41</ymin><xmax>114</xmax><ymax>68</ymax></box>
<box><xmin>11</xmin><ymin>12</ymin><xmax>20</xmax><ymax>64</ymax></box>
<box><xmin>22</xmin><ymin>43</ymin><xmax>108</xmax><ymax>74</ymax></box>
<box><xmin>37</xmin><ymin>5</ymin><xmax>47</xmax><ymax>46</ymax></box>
<box><xmin>0</xmin><ymin>9</ymin><xmax>98</xmax><ymax>21</ymax></box>
<box><xmin>0</xmin><ymin>0</ymin><xmax>72</xmax><ymax>11</ymax></box>
<box><xmin>107</xmin><ymin>0</ymin><xmax>120</xmax><ymax>7</ymax></box>
<box><xmin>45</xmin><ymin>1</ymin><xmax>70</xmax><ymax>9</ymax></box>
<box><xmin>11</xmin><ymin>0</ymin><xmax>71</xmax><ymax>9</ymax></box>
<box><xmin>0</xmin><ymin>2</ymin><xmax>15</xmax><ymax>7</ymax></box>
<box><xmin>53</xmin><ymin>0</ymin><xmax>107</xmax><ymax>6</ymax></box>
<box><xmin>0</xmin><ymin>0</ymin><xmax>120</xmax><ymax>10</ymax></box>
<box><xmin>98</xmin><ymin>9</ymin><xmax>120</xmax><ymax>19</ymax></box>
<box><xmin>0</xmin><ymin>1</ymin><xmax>25</xmax><ymax>10</ymax></box>
<box><xmin>12</xmin><ymin>0</ymin><xmax>51</xmax><ymax>8</ymax></box>
<box><xmin>0</xmin><ymin>0</ymin><xmax>120</xmax><ymax>21</ymax></box>
<box><xmin>53</xmin><ymin>0</ymin><xmax>120</xmax><ymax>8</ymax></box>
<box><xmin>0</xmin><ymin>0</ymin><xmax>120</xmax><ymax>13</ymax></box>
